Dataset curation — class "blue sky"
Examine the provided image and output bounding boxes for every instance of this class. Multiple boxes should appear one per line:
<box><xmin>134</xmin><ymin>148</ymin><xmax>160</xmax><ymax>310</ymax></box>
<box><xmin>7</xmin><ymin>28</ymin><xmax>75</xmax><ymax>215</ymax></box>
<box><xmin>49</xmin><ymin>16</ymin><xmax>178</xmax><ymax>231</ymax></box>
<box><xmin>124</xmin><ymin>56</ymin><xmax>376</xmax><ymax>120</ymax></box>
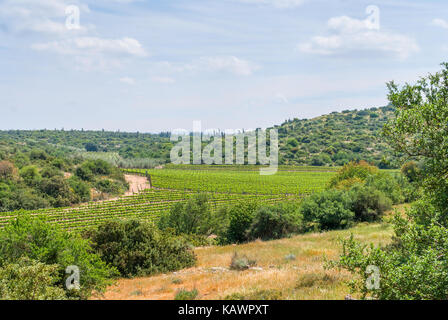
<box><xmin>0</xmin><ymin>0</ymin><xmax>447</xmax><ymax>132</ymax></box>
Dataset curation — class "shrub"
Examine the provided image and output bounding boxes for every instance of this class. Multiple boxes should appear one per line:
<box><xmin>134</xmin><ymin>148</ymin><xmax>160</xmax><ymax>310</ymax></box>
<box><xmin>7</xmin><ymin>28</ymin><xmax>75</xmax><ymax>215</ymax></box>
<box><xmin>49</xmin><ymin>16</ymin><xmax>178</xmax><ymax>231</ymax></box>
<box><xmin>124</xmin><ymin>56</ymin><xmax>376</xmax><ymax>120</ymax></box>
<box><xmin>84</xmin><ymin>143</ymin><xmax>99</xmax><ymax>152</ymax></box>
<box><xmin>300</xmin><ymin>190</ymin><xmax>354</xmax><ymax>231</ymax></box>
<box><xmin>331</xmin><ymin>63</ymin><xmax>448</xmax><ymax>300</ymax></box>
<box><xmin>401</xmin><ymin>161</ymin><xmax>420</xmax><ymax>183</ymax></box>
<box><xmin>329</xmin><ymin>161</ymin><xmax>378</xmax><ymax>189</ymax></box>
<box><xmin>0</xmin><ymin>216</ymin><xmax>114</xmax><ymax>299</ymax></box>
<box><xmin>89</xmin><ymin>219</ymin><xmax>196</xmax><ymax>278</ymax></box>
<box><xmin>295</xmin><ymin>273</ymin><xmax>337</xmax><ymax>289</ymax></box>
<box><xmin>246</xmin><ymin>203</ymin><xmax>302</xmax><ymax>241</ymax></box>
<box><xmin>40</xmin><ymin>166</ymin><xmax>63</xmax><ymax>179</ymax></box>
<box><xmin>68</xmin><ymin>177</ymin><xmax>91</xmax><ymax>202</ymax></box>
<box><xmin>95</xmin><ymin>179</ymin><xmax>123</xmax><ymax>195</ymax></box>
<box><xmin>224</xmin><ymin>289</ymin><xmax>283</xmax><ymax>300</ymax></box>
<box><xmin>19</xmin><ymin>166</ymin><xmax>41</xmax><ymax>186</ymax></box>
<box><xmin>175</xmin><ymin>288</ymin><xmax>198</xmax><ymax>300</ymax></box>
<box><xmin>226</xmin><ymin>201</ymin><xmax>260</xmax><ymax>243</ymax></box>
<box><xmin>40</xmin><ymin>176</ymin><xmax>71</xmax><ymax>198</ymax></box>
<box><xmin>348</xmin><ymin>185</ymin><xmax>392</xmax><ymax>222</ymax></box>
<box><xmin>229</xmin><ymin>252</ymin><xmax>256</xmax><ymax>271</ymax></box>
<box><xmin>364</xmin><ymin>172</ymin><xmax>405</xmax><ymax>205</ymax></box>
<box><xmin>87</xmin><ymin>160</ymin><xmax>112</xmax><ymax>175</ymax></box>
<box><xmin>0</xmin><ymin>161</ymin><xmax>17</xmax><ymax>181</ymax></box>
<box><xmin>329</xmin><ymin>209</ymin><xmax>448</xmax><ymax>300</ymax></box>
<box><xmin>284</xmin><ymin>254</ymin><xmax>296</xmax><ymax>261</ymax></box>
<box><xmin>158</xmin><ymin>194</ymin><xmax>227</xmax><ymax>237</ymax></box>
<box><xmin>0</xmin><ymin>257</ymin><xmax>67</xmax><ymax>300</ymax></box>
<box><xmin>75</xmin><ymin>165</ymin><xmax>94</xmax><ymax>181</ymax></box>
<box><xmin>29</xmin><ymin>150</ymin><xmax>47</xmax><ymax>161</ymax></box>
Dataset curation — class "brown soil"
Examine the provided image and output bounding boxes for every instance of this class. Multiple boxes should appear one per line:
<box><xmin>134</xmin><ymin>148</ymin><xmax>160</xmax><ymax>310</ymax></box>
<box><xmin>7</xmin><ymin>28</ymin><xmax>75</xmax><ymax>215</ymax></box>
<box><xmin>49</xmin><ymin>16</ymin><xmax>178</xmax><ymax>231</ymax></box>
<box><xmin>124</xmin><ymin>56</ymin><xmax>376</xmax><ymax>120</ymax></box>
<box><xmin>124</xmin><ymin>174</ymin><xmax>151</xmax><ymax>196</ymax></box>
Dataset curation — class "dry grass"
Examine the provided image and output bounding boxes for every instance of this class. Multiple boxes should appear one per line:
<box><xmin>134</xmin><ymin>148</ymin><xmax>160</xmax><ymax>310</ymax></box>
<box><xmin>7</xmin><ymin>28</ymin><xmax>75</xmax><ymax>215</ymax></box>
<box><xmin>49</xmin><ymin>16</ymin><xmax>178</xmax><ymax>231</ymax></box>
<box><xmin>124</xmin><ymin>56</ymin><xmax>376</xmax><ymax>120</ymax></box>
<box><xmin>97</xmin><ymin>221</ymin><xmax>393</xmax><ymax>300</ymax></box>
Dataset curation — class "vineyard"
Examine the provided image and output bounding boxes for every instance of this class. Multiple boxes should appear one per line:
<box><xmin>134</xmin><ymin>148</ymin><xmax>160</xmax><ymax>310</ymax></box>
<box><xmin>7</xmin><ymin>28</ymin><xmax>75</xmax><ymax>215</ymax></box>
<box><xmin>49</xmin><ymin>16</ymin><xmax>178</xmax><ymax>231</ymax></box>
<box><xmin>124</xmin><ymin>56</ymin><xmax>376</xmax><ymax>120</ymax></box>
<box><xmin>126</xmin><ymin>168</ymin><xmax>335</xmax><ymax>195</ymax></box>
<box><xmin>0</xmin><ymin>166</ymin><xmax>336</xmax><ymax>231</ymax></box>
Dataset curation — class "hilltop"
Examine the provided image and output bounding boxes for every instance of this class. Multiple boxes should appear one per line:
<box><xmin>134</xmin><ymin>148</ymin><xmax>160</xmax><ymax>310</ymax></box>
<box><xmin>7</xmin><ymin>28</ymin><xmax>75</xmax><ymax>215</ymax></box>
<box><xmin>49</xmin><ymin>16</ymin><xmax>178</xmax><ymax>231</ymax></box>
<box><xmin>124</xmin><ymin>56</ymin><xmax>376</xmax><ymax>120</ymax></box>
<box><xmin>0</xmin><ymin>106</ymin><xmax>399</xmax><ymax>168</ymax></box>
<box><xmin>275</xmin><ymin>106</ymin><xmax>398</xmax><ymax>168</ymax></box>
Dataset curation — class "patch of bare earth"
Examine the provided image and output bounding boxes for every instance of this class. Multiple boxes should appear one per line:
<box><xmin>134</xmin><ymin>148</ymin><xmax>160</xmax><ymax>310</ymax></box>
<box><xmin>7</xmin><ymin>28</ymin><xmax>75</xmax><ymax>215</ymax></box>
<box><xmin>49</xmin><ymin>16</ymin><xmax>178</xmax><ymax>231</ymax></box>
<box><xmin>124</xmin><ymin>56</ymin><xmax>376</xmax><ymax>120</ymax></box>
<box><xmin>124</xmin><ymin>174</ymin><xmax>151</xmax><ymax>196</ymax></box>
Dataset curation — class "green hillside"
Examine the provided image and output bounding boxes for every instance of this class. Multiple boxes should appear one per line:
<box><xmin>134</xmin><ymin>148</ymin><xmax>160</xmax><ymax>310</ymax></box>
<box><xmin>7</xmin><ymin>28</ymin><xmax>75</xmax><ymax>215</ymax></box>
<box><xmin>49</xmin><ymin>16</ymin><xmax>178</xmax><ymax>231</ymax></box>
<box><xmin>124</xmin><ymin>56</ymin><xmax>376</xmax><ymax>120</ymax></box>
<box><xmin>0</xmin><ymin>106</ymin><xmax>399</xmax><ymax>168</ymax></box>
<box><xmin>276</xmin><ymin>106</ymin><xmax>398</xmax><ymax>168</ymax></box>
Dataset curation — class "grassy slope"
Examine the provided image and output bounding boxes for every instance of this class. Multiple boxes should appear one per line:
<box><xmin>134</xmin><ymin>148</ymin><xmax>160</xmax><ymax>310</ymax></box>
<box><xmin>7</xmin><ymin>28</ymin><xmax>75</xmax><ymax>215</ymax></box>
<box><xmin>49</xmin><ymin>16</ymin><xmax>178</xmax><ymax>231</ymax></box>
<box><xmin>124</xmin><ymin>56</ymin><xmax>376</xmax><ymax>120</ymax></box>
<box><xmin>98</xmin><ymin>221</ymin><xmax>396</xmax><ymax>300</ymax></box>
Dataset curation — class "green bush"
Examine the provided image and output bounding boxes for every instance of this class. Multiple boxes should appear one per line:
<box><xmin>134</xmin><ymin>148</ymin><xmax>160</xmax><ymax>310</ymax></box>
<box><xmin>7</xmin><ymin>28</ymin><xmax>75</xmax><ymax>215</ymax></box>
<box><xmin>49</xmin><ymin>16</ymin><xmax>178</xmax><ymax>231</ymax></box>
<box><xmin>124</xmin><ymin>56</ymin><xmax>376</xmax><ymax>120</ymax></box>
<box><xmin>364</xmin><ymin>172</ymin><xmax>405</xmax><ymax>205</ymax></box>
<box><xmin>95</xmin><ymin>179</ymin><xmax>123</xmax><ymax>195</ymax></box>
<box><xmin>19</xmin><ymin>166</ymin><xmax>41</xmax><ymax>186</ymax></box>
<box><xmin>175</xmin><ymin>288</ymin><xmax>198</xmax><ymax>300</ymax></box>
<box><xmin>158</xmin><ymin>194</ymin><xmax>229</xmax><ymax>238</ymax></box>
<box><xmin>329</xmin><ymin>206</ymin><xmax>448</xmax><ymax>299</ymax></box>
<box><xmin>401</xmin><ymin>161</ymin><xmax>420</xmax><ymax>183</ymax></box>
<box><xmin>68</xmin><ymin>176</ymin><xmax>91</xmax><ymax>202</ymax></box>
<box><xmin>75</xmin><ymin>165</ymin><xmax>94</xmax><ymax>181</ymax></box>
<box><xmin>229</xmin><ymin>252</ymin><xmax>257</xmax><ymax>271</ymax></box>
<box><xmin>348</xmin><ymin>185</ymin><xmax>392</xmax><ymax>222</ymax></box>
<box><xmin>331</xmin><ymin>63</ymin><xmax>448</xmax><ymax>300</ymax></box>
<box><xmin>158</xmin><ymin>194</ymin><xmax>210</xmax><ymax>235</ymax></box>
<box><xmin>0</xmin><ymin>216</ymin><xmax>114</xmax><ymax>299</ymax></box>
<box><xmin>329</xmin><ymin>161</ymin><xmax>379</xmax><ymax>189</ymax></box>
<box><xmin>86</xmin><ymin>159</ymin><xmax>112</xmax><ymax>175</ymax></box>
<box><xmin>246</xmin><ymin>203</ymin><xmax>302</xmax><ymax>241</ymax></box>
<box><xmin>300</xmin><ymin>190</ymin><xmax>354</xmax><ymax>231</ymax></box>
<box><xmin>0</xmin><ymin>257</ymin><xmax>67</xmax><ymax>300</ymax></box>
<box><xmin>226</xmin><ymin>201</ymin><xmax>260</xmax><ymax>243</ymax></box>
<box><xmin>224</xmin><ymin>289</ymin><xmax>283</xmax><ymax>300</ymax></box>
<box><xmin>89</xmin><ymin>219</ymin><xmax>196</xmax><ymax>278</ymax></box>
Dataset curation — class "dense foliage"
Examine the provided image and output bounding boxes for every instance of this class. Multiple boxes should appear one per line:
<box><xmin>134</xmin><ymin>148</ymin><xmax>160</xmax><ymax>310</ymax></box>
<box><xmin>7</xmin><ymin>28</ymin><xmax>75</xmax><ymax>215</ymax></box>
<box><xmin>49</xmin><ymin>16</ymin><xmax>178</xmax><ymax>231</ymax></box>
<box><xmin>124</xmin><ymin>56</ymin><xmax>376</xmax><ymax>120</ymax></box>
<box><xmin>0</xmin><ymin>257</ymin><xmax>67</xmax><ymax>300</ymax></box>
<box><xmin>300</xmin><ymin>190</ymin><xmax>354</xmax><ymax>231</ymax></box>
<box><xmin>246</xmin><ymin>203</ymin><xmax>302</xmax><ymax>241</ymax></box>
<box><xmin>332</xmin><ymin>63</ymin><xmax>448</xmax><ymax>300</ymax></box>
<box><xmin>158</xmin><ymin>194</ymin><xmax>227</xmax><ymax>236</ymax></box>
<box><xmin>276</xmin><ymin>106</ymin><xmax>399</xmax><ymax>167</ymax></box>
<box><xmin>0</xmin><ymin>106</ymin><xmax>399</xmax><ymax>168</ymax></box>
<box><xmin>0</xmin><ymin>216</ymin><xmax>115</xmax><ymax>299</ymax></box>
<box><xmin>0</xmin><ymin>139</ymin><xmax>128</xmax><ymax>212</ymax></box>
<box><xmin>88</xmin><ymin>219</ymin><xmax>196</xmax><ymax>278</ymax></box>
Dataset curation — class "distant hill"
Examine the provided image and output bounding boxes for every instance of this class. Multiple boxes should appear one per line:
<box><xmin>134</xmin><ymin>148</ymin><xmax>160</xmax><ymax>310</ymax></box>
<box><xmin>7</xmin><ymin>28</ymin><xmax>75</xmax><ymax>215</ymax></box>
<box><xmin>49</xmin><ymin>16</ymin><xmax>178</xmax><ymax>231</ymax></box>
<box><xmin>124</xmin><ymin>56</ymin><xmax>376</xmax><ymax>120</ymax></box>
<box><xmin>0</xmin><ymin>106</ymin><xmax>400</xmax><ymax>168</ymax></box>
<box><xmin>274</xmin><ymin>106</ymin><xmax>399</xmax><ymax>168</ymax></box>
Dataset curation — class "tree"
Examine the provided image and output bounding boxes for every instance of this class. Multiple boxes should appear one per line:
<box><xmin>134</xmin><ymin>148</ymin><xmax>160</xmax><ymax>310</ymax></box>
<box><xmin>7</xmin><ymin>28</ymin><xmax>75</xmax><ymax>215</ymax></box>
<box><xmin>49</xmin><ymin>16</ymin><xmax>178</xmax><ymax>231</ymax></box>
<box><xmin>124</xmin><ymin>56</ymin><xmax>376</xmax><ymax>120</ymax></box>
<box><xmin>84</xmin><ymin>143</ymin><xmax>99</xmax><ymax>152</ymax></box>
<box><xmin>0</xmin><ymin>161</ymin><xmax>16</xmax><ymax>181</ymax></box>
<box><xmin>332</xmin><ymin>63</ymin><xmax>448</xmax><ymax>299</ymax></box>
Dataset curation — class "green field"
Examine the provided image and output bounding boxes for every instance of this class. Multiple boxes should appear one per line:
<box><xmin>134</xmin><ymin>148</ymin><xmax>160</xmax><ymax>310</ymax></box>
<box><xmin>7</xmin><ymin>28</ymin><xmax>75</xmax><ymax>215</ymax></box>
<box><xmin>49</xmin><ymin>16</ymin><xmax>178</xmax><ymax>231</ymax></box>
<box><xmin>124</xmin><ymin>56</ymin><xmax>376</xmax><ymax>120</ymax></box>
<box><xmin>0</xmin><ymin>166</ymin><xmax>336</xmax><ymax>231</ymax></box>
<box><xmin>126</xmin><ymin>168</ymin><xmax>334</xmax><ymax>195</ymax></box>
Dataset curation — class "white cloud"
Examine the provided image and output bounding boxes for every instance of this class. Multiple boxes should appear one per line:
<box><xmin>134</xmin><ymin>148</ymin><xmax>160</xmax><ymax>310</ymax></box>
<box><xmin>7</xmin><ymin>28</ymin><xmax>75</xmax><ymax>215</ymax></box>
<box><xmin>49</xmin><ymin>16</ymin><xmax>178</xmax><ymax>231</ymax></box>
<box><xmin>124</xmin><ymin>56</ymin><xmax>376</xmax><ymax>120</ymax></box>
<box><xmin>31</xmin><ymin>37</ymin><xmax>148</xmax><ymax>71</ymax></box>
<box><xmin>237</xmin><ymin>0</ymin><xmax>305</xmax><ymax>8</ymax></box>
<box><xmin>120</xmin><ymin>77</ymin><xmax>136</xmax><ymax>85</ymax></box>
<box><xmin>299</xmin><ymin>15</ymin><xmax>419</xmax><ymax>60</ymax></box>
<box><xmin>32</xmin><ymin>37</ymin><xmax>147</xmax><ymax>57</ymax></box>
<box><xmin>198</xmin><ymin>56</ymin><xmax>259</xmax><ymax>76</ymax></box>
<box><xmin>431</xmin><ymin>18</ymin><xmax>448</xmax><ymax>29</ymax></box>
<box><xmin>0</xmin><ymin>0</ymin><xmax>90</xmax><ymax>35</ymax></box>
<box><xmin>154</xmin><ymin>56</ymin><xmax>259</xmax><ymax>77</ymax></box>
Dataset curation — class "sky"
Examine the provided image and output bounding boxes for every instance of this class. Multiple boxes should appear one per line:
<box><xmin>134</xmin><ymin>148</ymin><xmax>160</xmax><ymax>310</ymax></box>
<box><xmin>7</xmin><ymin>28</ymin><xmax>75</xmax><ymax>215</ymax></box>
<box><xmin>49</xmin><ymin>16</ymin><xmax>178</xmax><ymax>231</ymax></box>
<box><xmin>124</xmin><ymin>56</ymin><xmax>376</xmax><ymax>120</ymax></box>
<box><xmin>0</xmin><ymin>0</ymin><xmax>447</xmax><ymax>133</ymax></box>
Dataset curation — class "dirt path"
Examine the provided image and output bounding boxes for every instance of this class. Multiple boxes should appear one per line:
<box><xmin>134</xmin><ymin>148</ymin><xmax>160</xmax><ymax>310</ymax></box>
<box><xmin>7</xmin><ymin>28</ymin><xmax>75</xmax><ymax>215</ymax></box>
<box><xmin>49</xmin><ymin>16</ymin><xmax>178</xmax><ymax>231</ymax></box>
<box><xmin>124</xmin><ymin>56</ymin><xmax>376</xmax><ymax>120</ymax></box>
<box><xmin>124</xmin><ymin>174</ymin><xmax>151</xmax><ymax>196</ymax></box>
